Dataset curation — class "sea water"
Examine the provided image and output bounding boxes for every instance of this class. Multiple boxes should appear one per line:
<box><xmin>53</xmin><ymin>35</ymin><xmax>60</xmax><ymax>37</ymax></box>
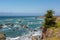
<box><xmin>0</xmin><ymin>16</ymin><xmax>44</xmax><ymax>40</ymax></box>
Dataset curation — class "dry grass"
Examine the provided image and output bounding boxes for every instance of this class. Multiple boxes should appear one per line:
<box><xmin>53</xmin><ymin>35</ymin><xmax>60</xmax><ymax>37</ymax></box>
<box><xmin>46</xmin><ymin>21</ymin><xmax>60</xmax><ymax>40</ymax></box>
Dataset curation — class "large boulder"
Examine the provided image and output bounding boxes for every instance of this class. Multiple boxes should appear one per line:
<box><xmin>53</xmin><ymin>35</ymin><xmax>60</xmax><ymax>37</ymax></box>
<box><xmin>0</xmin><ymin>33</ymin><xmax>6</xmax><ymax>40</ymax></box>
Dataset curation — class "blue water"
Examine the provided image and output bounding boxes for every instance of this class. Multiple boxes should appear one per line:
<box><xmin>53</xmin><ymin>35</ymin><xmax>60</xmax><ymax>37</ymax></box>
<box><xmin>0</xmin><ymin>16</ymin><xmax>44</xmax><ymax>38</ymax></box>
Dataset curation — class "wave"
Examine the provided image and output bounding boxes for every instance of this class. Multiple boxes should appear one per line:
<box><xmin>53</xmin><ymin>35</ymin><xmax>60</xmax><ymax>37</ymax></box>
<box><xmin>6</xmin><ymin>30</ymin><xmax>42</xmax><ymax>40</ymax></box>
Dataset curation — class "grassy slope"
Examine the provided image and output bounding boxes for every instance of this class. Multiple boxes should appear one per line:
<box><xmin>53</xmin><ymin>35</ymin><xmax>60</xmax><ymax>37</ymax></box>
<box><xmin>46</xmin><ymin>19</ymin><xmax>60</xmax><ymax>40</ymax></box>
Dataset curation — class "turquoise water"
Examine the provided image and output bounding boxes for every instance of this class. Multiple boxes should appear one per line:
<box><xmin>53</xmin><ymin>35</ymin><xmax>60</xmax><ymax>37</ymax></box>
<box><xmin>0</xmin><ymin>16</ymin><xmax>44</xmax><ymax>38</ymax></box>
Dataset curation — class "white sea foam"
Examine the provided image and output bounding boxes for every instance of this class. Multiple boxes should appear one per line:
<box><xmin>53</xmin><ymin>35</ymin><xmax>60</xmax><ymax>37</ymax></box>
<box><xmin>15</xmin><ymin>21</ymin><xmax>19</xmax><ymax>24</ymax></box>
<box><xmin>3</xmin><ymin>25</ymin><xmax>7</xmax><ymax>28</ymax></box>
<box><xmin>6</xmin><ymin>30</ymin><xmax>42</xmax><ymax>40</ymax></box>
<box><xmin>5</xmin><ymin>19</ymin><xmax>13</xmax><ymax>21</ymax></box>
<box><xmin>6</xmin><ymin>35</ymin><xmax>32</xmax><ymax>40</ymax></box>
<box><xmin>6</xmin><ymin>37</ymin><xmax>20</xmax><ymax>40</ymax></box>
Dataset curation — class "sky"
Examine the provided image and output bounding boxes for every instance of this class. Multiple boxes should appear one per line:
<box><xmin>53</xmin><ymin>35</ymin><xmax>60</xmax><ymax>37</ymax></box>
<box><xmin>0</xmin><ymin>0</ymin><xmax>60</xmax><ymax>16</ymax></box>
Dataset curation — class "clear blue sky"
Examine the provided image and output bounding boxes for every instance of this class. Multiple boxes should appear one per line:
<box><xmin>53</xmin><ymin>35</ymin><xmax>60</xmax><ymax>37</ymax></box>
<box><xmin>0</xmin><ymin>0</ymin><xmax>60</xmax><ymax>16</ymax></box>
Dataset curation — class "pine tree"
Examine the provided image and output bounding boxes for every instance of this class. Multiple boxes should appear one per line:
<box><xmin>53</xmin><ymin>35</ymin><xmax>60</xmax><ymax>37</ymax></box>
<box><xmin>45</xmin><ymin>10</ymin><xmax>56</xmax><ymax>28</ymax></box>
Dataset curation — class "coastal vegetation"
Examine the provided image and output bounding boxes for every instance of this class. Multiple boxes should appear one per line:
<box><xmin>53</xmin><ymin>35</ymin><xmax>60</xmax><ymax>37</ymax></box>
<box><xmin>42</xmin><ymin>10</ymin><xmax>60</xmax><ymax>40</ymax></box>
<box><xmin>0</xmin><ymin>10</ymin><xmax>60</xmax><ymax>40</ymax></box>
<box><xmin>44</xmin><ymin>10</ymin><xmax>56</xmax><ymax>28</ymax></box>
<box><xmin>45</xmin><ymin>21</ymin><xmax>60</xmax><ymax>40</ymax></box>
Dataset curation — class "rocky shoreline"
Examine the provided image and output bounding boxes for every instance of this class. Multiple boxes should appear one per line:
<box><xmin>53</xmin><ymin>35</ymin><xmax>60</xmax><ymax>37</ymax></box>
<box><xmin>0</xmin><ymin>16</ymin><xmax>60</xmax><ymax>40</ymax></box>
<box><xmin>42</xmin><ymin>16</ymin><xmax>60</xmax><ymax>40</ymax></box>
<box><xmin>0</xmin><ymin>33</ymin><xmax>6</xmax><ymax>40</ymax></box>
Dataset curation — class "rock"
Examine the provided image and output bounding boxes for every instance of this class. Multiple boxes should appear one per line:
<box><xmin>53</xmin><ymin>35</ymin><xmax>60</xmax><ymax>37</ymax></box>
<box><xmin>32</xmin><ymin>36</ymin><xmax>41</xmax><ymax>40</ymax></box>
<box><xmin>5</xmin><ymin>23</ymin><xmax>11</xmax><ymax>25</ymax></box>
<box><xmin>56</xmin><ymin>33</ymin><xmax>60</xmax><ymax>37</ymax></box>
<box><xmin>19</xmin><ymin>21</ymin><xmax>22</xmax><ymax>23</ymax></box>
<box><xmin>0</xmin><ymin>24</ymin><xmax>3</xmax><ymax>29</ymax></box>
<box><xmin>20</xmin><ymin>25</ymin><xmax>24</xmax><ymax>27</ymax></box>
<box><xmin>46</xmin><ymin>29</ymin><xmax>53</xmax><ymax>37</ymax></box>
<box><xmin>11</xmin><ymin>24</ymin><xmax>14</xmax><ymax>26</ymax></box>
<box><xmin>32</xmin><ymin>36</ymin><xmax>38</xmax><ymax>40</ymax></box>
<box><xmin>56</xmin><ymin>30</ymin><xmax>60</xmax><ymax>37</ymax></box>
<box><xmin>0</xmin><ymin>33</ymin><xmax>6</xmax><ymax>40</ymax></box>
<box><xmin>34</xmin><ymin>30</ymin><xmax>37</xmax><ymax>32</ymax></box>
<box><xmin>22</xmin><ymin>25</ymin><xmax>28</xmax><ymax>28</ymax></box>
<box><xmin>0</xmin><ymin>26</ymin><xmax>3</xmax><ymax>29</ymax></box>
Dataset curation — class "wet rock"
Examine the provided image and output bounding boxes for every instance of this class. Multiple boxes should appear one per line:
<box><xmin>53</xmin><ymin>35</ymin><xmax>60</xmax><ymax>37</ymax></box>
<box><xmin>5</xmin><ymin>23</ymin><xmax>14</xmax><ymax>27</ymax></box>
<box><xmin>0</xmin><ymin>24</ymin><xmax>3</xmax><ymax>29</ymax></box>
<box><xmin>11</xmin><ymin>24</ymin><xmax>14</xmax><ymax>26</ymax></box>
<box><xmin>0</xmin><ymin>26</ymin><xmax>3</xmax><ymax>29</ymax></box>
<box><xmin>34</xmin><ymin>30</ymin><xmax>37</xmax><ymax>32</ymax></box>
<box><xmin>20</xmin><ymin>25</ymin><xmax>24</xmax><ymax>27</ymax></box>
<box><xmin>5</xmin><ymin>23</ymin><xmax>11</xmax><ymax>25</ymax></box>
<box><xmin>22</xmin><ymin>25</ymin><xmax>28</xmax><ymax>28</ymax></box>
<box><xmin>19</xmin><ymin>21</ymin><xmax>22</xmax><ymax>23</ymax></box>
<box><xmin>32</xmin><ymin>36</ymin><xmax>38</xmax><ymax>40</ymax></box>
<box><xmin>25</xmin><ymin>26</ymin><xmax>28</xmax><ymax>28</ymax></box>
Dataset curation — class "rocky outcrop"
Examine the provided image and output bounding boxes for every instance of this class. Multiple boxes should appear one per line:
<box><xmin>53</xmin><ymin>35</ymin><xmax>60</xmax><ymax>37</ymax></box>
<box><xmin>0</xmin><ymin>33</ymin><xmax>6</xmax><ymax>40</ymax></box>
<box><xmin>42</xmin><ymin>27</ymin><xmax>60</xmax><ymax>40</ymax></box>
<box><xmin>46</xmin><ymin>29</ymin><xmax>53</xmax><ymax>38</ymax></box>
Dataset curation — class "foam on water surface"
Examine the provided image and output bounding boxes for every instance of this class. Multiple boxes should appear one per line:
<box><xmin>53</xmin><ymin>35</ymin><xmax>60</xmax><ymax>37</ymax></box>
<box><xmin>0</xmin><ymin>16</ymin><xmax>43</xmax><ymax>40</ymax></box>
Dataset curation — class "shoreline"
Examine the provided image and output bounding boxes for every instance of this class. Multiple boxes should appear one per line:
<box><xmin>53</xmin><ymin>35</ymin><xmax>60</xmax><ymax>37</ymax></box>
<box><xmin>42</xmin><ymin>16</ymin><xmax>60</xmax><ymax>40</ymax></box>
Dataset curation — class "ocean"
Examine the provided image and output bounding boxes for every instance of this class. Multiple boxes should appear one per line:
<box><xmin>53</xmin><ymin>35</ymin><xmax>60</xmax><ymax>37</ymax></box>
<box><xmin>0</xmin><ymin>16</ymin><xmax>44</xmax><ymax>40</ymax></box>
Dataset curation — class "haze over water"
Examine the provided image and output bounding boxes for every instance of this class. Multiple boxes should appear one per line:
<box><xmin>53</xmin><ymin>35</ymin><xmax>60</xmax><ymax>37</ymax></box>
<box><xmin>0</xmin><ymin>0</ymin><xmax>60</xmax><ymax>16</ymax></box>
